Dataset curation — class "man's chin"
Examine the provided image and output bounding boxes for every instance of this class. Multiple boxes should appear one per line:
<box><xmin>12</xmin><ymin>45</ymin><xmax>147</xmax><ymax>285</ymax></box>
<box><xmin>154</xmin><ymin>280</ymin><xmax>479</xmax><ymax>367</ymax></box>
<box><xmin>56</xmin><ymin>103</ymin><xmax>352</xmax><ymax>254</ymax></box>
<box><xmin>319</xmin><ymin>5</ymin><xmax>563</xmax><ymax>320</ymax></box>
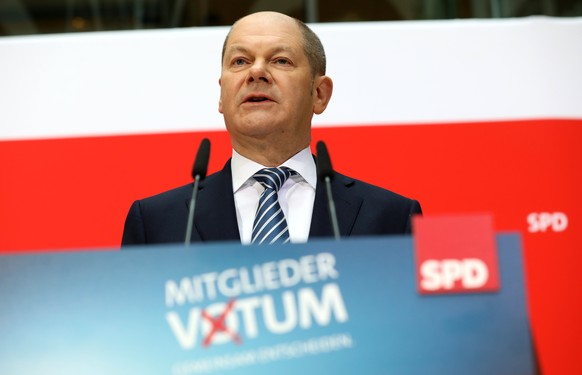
<box><xmin>238</xmin><ymin>116</ymin><xmax>282</xmax><ymax>135</ymax></box>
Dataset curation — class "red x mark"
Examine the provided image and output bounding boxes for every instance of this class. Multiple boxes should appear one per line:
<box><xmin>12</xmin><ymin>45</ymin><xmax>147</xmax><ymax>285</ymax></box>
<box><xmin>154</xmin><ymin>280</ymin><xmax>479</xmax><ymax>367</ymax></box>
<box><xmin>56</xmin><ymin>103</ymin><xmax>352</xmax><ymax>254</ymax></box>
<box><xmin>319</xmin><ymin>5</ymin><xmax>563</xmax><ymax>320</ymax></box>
<box><xmin>201</xmin><ymin>299</ymin><xmax>242</xmax><ymax>347</ymax></box>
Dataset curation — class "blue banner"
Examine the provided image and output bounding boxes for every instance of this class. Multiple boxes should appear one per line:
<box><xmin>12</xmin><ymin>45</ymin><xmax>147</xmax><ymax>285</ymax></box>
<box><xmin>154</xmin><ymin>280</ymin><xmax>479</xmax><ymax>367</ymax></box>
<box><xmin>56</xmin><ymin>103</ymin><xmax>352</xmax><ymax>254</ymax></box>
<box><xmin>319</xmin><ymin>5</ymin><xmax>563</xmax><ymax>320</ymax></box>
<box><xmin>0</xmin><ymin>235</ymin><xmax>535</xmax><ymax>374</ymax></box>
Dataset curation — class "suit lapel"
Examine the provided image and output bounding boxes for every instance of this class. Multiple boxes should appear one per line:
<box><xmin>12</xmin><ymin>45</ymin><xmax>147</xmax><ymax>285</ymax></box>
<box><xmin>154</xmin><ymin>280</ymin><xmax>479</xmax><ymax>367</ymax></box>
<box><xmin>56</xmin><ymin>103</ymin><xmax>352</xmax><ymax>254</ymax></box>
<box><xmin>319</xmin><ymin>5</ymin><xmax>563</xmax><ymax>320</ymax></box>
<box><xmin>187</xmin><ymin>160</ymin><xmax>241</xmax><ymax>242</ymax></box>
<box><xmin>309</xmin><ymin>173</ymin><xmax>362</xmax><ymax>238</ymax></box>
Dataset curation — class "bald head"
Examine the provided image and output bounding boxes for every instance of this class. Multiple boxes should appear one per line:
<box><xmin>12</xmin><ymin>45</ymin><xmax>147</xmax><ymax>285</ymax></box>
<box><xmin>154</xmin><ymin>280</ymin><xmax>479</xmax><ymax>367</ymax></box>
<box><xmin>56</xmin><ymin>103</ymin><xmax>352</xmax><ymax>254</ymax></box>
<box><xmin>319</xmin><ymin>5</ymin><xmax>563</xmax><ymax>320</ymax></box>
<box><xmin>221</xmin><ymin>12</ymin><xmax>327</xmax><ymax>77</ymax></box>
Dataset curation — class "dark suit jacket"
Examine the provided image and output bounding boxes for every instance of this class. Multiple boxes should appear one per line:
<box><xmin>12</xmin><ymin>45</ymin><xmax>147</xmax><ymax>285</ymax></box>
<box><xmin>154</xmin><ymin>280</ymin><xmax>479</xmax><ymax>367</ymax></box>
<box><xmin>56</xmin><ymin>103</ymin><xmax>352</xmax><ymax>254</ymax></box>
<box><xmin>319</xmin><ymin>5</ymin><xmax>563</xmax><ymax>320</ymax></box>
<box><xmin>121</xmin><ymin>159</ymin><xmax>422</xmax><ymax>246</ymax></box>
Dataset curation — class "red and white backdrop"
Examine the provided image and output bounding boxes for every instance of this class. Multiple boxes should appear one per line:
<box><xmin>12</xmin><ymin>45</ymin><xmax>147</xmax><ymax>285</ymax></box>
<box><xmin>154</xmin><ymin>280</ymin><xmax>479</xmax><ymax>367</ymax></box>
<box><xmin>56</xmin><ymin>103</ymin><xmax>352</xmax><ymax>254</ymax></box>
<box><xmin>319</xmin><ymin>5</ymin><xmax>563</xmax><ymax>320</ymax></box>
<box><xmin>1</xmin><ymin>17</ymin><xmax>580</xmax><ymax>374</ymax></box>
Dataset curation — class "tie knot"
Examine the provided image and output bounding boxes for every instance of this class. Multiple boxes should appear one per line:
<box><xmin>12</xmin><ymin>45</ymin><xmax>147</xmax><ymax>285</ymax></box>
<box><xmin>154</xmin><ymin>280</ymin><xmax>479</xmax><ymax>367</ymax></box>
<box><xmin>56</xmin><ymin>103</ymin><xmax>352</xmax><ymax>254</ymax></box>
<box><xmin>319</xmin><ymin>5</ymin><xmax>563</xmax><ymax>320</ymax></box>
<box><xmin>253</xmin><ymin>167</ymin><xmax>296</xmax><ymax>192</ymax></box>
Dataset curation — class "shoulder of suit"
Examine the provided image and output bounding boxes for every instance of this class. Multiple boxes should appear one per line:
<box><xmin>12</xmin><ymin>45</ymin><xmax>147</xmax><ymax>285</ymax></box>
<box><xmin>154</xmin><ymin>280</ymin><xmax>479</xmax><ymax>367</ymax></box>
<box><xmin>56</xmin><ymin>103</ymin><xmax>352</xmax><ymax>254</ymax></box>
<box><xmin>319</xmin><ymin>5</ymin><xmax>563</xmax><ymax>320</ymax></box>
<box><xmin>136</xmin><ymin>183</ymin><xmax>193</xmax><ymax>208</ymax></box>
<box><xmin>334</xmin><ymin>171</ymin><xmax>416</xmax><ymax>204</ymax></box>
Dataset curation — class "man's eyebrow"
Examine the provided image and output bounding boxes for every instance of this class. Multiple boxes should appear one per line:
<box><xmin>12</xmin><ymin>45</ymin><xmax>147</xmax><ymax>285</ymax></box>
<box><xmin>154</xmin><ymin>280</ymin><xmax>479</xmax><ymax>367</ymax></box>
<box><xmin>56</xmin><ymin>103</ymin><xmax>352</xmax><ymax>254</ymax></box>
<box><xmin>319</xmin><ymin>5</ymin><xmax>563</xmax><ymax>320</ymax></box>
<box><xmin>270</xmin><ymin>46</ymin><xmax>295</xmax><ymax>54</ymax></box>
<box><xmin>226</xmin><ymin>45</ymin><xmax>295</xmax><ymax>55</ymax></box>
<box><xmin>226</xmin><ymin>45</ymin><xmax>249</xmax><ymax>55</ymax></box>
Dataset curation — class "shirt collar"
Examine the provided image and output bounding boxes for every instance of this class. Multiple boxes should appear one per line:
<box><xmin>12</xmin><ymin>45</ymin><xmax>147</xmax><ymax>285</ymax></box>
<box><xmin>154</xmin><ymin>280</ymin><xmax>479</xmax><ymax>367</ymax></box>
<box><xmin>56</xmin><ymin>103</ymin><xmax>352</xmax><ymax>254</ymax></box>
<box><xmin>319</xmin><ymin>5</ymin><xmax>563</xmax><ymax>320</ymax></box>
<box><xmin>231</xmin><ymin>147</ymin><xmax>317</xmax><ymax>193</ymax></box>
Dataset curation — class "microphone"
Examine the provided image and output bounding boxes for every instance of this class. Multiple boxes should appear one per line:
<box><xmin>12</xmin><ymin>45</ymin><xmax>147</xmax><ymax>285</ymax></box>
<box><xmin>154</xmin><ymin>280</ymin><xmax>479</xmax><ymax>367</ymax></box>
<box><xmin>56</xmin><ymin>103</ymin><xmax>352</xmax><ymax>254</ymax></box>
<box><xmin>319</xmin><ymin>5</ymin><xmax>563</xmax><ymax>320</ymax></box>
<box><xmin>185</xmin><ymin>138</ymin><xmax>211</xmax><ymax>246</ymax></box>
<box><xmin>316</xmin><ymin>141</ymin><xmax>341</xmax><ymax>241</ymax></box>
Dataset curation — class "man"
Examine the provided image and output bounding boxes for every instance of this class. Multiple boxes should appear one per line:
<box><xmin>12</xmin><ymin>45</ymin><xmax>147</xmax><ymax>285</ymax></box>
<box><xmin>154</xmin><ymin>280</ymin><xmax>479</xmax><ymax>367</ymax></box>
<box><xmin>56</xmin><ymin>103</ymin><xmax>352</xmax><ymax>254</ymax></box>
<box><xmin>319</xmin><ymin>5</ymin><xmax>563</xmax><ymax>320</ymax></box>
<box><xmin>122</xmin><ymin>11</ymin><xmax>421</xmax><ymax>246</ymax></box>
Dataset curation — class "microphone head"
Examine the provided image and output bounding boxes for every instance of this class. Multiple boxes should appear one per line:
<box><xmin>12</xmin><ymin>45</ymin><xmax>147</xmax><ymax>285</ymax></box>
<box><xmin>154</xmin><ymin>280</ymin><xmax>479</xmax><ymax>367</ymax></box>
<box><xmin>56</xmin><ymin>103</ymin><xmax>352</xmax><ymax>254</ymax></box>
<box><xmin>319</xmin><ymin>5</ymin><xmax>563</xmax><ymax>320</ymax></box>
<box><xmin>316</xmin><ymin>140</ymin><xmax>334</xmax><ymax>181</ymax></box>
<box><xmin>192</xmin><ymin>138</ymin><xmax>211</xmax><ymax>180</ymax></box>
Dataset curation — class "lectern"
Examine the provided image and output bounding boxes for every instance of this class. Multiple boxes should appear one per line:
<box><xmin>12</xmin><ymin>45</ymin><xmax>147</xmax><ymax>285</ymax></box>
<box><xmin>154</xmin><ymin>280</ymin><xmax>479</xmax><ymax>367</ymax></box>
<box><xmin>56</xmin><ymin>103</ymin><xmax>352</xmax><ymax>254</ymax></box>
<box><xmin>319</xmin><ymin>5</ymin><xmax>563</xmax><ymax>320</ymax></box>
<box><xmin>0</xmin><ymin>235</ymin><xmax>535</xmax><ymax>375</ymax></box>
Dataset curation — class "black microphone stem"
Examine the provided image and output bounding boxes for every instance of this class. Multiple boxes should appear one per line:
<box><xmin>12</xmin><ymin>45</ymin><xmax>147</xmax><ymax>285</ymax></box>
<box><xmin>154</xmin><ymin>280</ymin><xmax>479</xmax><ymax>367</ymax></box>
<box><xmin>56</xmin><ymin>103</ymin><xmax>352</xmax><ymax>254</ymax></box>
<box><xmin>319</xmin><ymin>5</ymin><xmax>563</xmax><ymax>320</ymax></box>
<box><xmin>324</xmin><ymin>175</ymin><xmax>341</xmax><ymax>241</ymax></box>
<box><xmin>316</xmin><ymin>140</ymin><xmax>341</xmax><ymax>241</ymax></box>
<box><xmin>185</xmin><ymin>174</ymin><xmax>201</xmax><ymax>246</ymax></box>
<box><xmin>185</xmin><ymin>138</ymin><xmax>211</xmax><ymax>246</ymax></box>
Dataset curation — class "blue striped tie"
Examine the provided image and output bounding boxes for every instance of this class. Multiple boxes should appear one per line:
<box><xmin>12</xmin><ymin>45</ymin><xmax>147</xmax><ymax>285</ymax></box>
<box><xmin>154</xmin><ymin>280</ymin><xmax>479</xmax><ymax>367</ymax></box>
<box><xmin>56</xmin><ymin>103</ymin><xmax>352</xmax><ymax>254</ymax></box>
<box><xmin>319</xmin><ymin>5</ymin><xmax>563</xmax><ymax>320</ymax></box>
<box><xmin>251</xmin><ymin>167</ymin><xmax>296</xmax><ymax>245</ymax></box>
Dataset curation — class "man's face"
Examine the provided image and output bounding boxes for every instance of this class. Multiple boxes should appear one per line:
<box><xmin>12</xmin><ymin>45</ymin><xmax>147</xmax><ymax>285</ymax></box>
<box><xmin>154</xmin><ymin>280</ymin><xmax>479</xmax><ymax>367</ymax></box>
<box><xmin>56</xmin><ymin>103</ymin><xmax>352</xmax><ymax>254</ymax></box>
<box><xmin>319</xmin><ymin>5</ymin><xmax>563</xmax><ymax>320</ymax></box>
<box><xmin>219</xmin><ymin>13</ymin><xmax>318</xmax><ymax>149</ymax></box>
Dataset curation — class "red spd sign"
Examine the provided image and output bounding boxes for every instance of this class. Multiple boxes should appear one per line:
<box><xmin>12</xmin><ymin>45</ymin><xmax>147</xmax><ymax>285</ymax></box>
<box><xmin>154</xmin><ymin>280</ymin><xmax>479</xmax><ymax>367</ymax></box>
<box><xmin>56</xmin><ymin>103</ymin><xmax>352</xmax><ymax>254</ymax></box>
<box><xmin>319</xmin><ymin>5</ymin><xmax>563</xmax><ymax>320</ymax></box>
<box><xmin>413</xmin><ymin>214</ymin><xmax>500</xmax><ymax>295</ymax></box>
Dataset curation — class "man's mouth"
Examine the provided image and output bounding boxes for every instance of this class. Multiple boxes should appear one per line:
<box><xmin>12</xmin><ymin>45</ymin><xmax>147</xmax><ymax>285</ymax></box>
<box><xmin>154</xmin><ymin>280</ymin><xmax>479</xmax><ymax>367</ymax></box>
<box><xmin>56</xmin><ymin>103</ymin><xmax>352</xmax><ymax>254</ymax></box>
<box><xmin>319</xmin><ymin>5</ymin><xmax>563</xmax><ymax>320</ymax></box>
<box><xmin>243</xmin><ymin>94</ymin><xmax>274</xmax><ymax>104</ymax></box>
<box><xmin>247</xmin><ymin>97</ymin><xmax>269</xmax><ymax>102</ymax></box>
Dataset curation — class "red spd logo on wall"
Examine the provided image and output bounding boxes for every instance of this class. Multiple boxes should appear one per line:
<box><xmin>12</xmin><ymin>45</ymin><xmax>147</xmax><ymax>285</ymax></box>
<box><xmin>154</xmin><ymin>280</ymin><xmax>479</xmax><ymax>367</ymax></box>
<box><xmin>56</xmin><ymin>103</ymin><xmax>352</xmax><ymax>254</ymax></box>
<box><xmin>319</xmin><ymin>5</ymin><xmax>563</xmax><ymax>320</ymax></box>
<box><xmin>413</xmin><ymin>214</ymin><xmax>500</xmax><ymax>295</ymax></box>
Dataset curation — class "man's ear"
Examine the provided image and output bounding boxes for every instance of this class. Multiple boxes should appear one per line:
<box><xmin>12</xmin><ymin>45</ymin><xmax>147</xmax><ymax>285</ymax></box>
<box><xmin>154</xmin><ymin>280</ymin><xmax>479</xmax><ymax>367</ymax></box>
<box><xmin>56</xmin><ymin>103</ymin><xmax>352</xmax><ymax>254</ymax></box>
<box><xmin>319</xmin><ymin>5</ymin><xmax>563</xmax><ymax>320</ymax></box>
<box><xmin>313</xmin><ymin>75</ymin><xmax>333</xmax><ymax>115</ymax></box>
<box><xmin>218</xmin><ymin>77</ymin><xmax>223</xmax><ymax>114</ymax></box>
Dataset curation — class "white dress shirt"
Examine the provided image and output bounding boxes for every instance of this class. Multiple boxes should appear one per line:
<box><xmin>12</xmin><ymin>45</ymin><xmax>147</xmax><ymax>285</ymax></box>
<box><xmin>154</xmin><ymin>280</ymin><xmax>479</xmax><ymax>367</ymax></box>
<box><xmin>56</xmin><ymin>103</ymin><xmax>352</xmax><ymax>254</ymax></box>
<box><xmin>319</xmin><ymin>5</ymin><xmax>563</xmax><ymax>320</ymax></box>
<box><xmin>231</xmin><ymin>147</ymin><xmax>317</xmax><ymax>244</ymax></box>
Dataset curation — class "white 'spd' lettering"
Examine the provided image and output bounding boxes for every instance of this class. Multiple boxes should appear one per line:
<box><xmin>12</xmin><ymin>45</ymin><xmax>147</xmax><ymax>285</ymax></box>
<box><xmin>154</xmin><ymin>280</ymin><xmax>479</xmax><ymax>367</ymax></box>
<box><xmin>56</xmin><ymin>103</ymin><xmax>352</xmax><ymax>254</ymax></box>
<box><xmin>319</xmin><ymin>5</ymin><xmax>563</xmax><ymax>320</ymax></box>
<box><xmin>420</xmin><ymin>258</ymin><xmax>489</xmax><ymax>291</ymax></box>
<box><xmin>527</xmin><ymin>212</ymin><xmax>568</xmax><ymax>233</ymax></box>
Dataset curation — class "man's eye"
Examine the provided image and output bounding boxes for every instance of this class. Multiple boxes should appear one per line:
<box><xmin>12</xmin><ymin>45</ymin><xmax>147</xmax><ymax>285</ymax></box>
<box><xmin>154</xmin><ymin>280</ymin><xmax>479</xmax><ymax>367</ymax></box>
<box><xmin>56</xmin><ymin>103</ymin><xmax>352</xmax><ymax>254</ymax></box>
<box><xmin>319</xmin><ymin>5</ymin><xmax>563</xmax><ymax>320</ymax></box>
<box><xmin>274</xmin><ymin>58</ymin><xmax>290</xmax><ymax>65</ymax></box>
<box><xmin>232</xmin><ymin>58</ymin><xmax>246</xmax><ymax>66</ymax></box>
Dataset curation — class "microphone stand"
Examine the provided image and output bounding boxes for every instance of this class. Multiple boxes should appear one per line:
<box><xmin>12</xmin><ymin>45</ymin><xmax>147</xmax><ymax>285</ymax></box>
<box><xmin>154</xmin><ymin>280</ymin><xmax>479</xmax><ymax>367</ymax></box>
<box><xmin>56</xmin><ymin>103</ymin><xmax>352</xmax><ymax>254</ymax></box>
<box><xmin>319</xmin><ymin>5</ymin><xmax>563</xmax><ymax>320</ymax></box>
<box><xmin>324</xmin><ymin>174</ymin><xmax>341</xmax><ymax>241</ymax></box>
<box><xmin>185</xmin><ymin>173</ymin><xmax>202</xmax><ymax>246</ymax></box>
<box><xmin>185</xmin><ymin>138</ymin><xmax>211</xmax><ymax>246</ymax></box>
<box><xmin>316</xmin><ymin>141</ymin><xmax>341</xmax><ymax>241</ymax></box>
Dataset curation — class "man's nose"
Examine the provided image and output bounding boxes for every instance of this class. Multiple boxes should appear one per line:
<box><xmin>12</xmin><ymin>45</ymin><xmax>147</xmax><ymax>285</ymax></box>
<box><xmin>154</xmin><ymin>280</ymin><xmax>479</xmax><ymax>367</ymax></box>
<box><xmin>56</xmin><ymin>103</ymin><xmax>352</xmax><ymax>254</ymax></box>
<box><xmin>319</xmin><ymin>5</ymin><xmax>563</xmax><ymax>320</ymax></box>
<box><xmin>247</xmin><ymin>60</ymin><xmax>271</xmax><ymax>83</ymax></box>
